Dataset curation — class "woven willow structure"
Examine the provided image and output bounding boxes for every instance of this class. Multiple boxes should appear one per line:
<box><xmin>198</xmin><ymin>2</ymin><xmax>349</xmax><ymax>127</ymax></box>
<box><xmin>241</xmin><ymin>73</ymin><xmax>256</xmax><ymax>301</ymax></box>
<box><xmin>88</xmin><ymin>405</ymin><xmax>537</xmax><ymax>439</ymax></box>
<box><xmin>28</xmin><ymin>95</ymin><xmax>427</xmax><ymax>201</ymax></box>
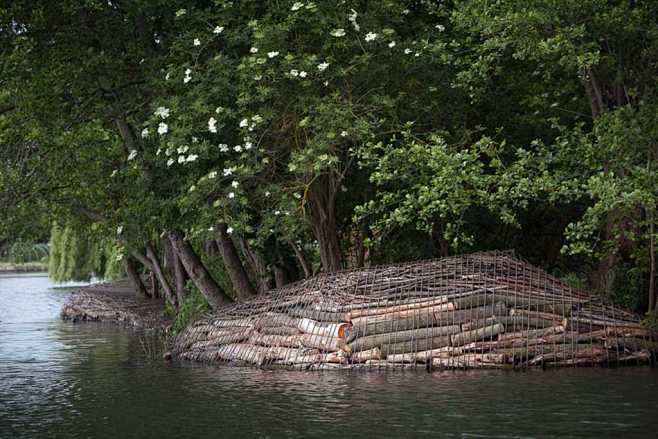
<box><xmin>173</xmin><ymin>252</ymin><xmax>657</xmax><ymax>370</ymax></box>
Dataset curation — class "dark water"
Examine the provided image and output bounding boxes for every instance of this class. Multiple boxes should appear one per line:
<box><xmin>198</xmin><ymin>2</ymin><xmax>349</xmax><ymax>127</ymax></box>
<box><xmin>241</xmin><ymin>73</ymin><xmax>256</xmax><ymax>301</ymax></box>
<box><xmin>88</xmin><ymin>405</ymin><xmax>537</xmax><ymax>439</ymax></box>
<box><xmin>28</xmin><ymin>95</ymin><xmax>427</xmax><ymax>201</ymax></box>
<box><xmin>2</xmin><ymin>274</ymin><xmax>658</xmax><ymax>438</ymax></box>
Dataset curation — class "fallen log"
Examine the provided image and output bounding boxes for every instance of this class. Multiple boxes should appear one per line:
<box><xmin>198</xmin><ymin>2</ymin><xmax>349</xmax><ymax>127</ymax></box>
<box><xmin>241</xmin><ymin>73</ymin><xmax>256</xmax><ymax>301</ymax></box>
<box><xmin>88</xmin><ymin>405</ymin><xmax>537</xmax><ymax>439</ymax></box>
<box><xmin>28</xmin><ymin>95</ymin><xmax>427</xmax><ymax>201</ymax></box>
<box><xmin>249</xmin><ymin>332</ymin><xmax>301</xmax><ymax>348</ymax></box>
<box><xmin>347</xmin><ymin>325</ymin><xmax>461</xmax><ymax>353</ymax></box>
<box><xmin>344</xmin><ymin>296</ymin><xmax>451</xmax><ymax>321</ymax></box>
<box><xmin>350</xmin><ymin>347</ymin><xmax>382</xmax><ymax>363</ymax></box>
<box><xmin>300</xmin><ymin>333</ymin><xmax>350</xmax><ymax>353</ymax></box>
<box><xmin>380</xmin><ymin>335</ymin><xmax>452</xmax><ymax>356</ymax></box>
<box><xmin>386</xmin><ymin>346</ymin><xmax>463</xmax><ymax>363</ymax></box>
<box><xmin>498</xmin><ymin>325</ymin><xmax>565</xmax><ymax>341</ymax></box>
<box><xmin>348</xmin><ymin>303</ymin><xmax>455</xmax><ymax>325</ymax></box>
<box><xmin>450</xmin><ymin>323</ymin><xmax>505</xmax><ymax>347</ymax></box>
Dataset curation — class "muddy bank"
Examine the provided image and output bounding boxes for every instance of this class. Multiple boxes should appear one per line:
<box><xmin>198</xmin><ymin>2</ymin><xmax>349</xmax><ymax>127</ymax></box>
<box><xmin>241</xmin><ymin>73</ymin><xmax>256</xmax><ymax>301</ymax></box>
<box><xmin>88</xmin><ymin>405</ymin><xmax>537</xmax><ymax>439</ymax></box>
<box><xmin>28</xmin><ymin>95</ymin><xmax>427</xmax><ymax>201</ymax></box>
<box><xmin>61</xmin><ymin>280</ymin><xmax>170</xmax><ymax>330</ymax></box>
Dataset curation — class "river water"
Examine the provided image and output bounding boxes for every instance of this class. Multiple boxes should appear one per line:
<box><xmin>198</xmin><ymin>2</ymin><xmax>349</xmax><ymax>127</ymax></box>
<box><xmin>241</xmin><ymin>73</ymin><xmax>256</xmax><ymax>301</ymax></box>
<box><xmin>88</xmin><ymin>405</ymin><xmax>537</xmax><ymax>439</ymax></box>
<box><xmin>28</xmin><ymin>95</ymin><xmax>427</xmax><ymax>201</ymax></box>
<box><xmin>1</xmin><ymin>273</ymin><xmax>658</xmax><ymax>438</ymax></box>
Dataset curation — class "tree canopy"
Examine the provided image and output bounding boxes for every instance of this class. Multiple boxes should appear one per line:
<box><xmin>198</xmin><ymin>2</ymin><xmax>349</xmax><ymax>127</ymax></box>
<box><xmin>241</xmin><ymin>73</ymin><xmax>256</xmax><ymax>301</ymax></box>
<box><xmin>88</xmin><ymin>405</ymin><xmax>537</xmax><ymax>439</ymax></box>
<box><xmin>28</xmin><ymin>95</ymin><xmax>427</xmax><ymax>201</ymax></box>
<box><xmin>1</xmin><ymin>0</ymin><xmax>656</xmax><ymax>316</ymax></box>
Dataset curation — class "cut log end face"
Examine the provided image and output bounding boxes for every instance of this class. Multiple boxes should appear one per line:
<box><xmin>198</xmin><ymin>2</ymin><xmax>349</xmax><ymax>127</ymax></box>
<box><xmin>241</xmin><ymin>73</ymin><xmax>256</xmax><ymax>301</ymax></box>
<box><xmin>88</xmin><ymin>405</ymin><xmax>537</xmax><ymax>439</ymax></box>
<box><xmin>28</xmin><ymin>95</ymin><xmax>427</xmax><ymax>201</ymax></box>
<box><xmin>170</xmin><ymin>253</ymin><xmax>656</xmax><ymax>371</ymax></box>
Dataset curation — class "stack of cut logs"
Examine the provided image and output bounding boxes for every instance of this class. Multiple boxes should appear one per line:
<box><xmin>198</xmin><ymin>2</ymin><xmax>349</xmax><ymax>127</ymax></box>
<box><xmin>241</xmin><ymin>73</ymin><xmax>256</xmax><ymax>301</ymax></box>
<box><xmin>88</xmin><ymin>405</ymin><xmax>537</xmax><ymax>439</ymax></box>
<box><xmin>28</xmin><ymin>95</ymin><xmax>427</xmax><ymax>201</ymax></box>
<box><xmin>174</xmin><ymin>253</ymin><xmax>657</xmax><ymax>370</ymax></box>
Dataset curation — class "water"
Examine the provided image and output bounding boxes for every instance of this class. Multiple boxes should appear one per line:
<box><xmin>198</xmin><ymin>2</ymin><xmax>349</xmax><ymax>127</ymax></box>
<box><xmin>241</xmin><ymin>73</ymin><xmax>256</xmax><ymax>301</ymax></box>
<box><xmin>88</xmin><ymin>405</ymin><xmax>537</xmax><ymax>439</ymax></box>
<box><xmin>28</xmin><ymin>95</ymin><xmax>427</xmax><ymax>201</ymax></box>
<box><xmin>1</xmin><ymin>273</ymin><xmax>658</xmax><ymax>438</ymax></box>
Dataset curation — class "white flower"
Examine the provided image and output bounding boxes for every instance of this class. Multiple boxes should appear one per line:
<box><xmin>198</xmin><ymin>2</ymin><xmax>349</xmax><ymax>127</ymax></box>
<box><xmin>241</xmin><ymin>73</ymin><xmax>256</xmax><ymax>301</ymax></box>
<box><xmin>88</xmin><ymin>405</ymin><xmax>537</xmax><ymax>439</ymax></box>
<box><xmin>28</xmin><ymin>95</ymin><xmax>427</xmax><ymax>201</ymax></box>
<box><xmin>290</xmin><ymin>69</ymin><xmax>299</xmax><ymax>77</ymax></box>
<box><xmin>254</xmin><ymin>75</ymin><xmax>263</xmax><ymax>81</ymax></box>
<box><xmin>215</xmin><ymin>106</ymin><xmax>224</xmax><ymax>114</ymax></box>
<box><xmin>234</xmin><ymin>145</ymin><xmax>243</xmax><ymax>152</ymax></box>
<box><xmin>154</xmin><ymin>106</ymin><xmax>170</xmax><ymax>119</ymax></box>
<box><xmin>127</xmin><ymin>149</ymin><xmax>138</xmax><ymax>161</ymax></box>
<box><xmin>177</xmin><ymin>145</ymin><xmax>189</xmax><ymax>154</ymax></box>
<box><xmin>348</xmin><ymin>9</ymin><xmax>360</xmax><ymax>32</ymax></box>
<box><xmin>192</xmin><ymin>136</ymin><xmax>198</xmax><ymax>143</ymax></box>
<box><xmin>317</xmin><ymin>62</ymin><xmax>330</xmax><ymax>71</ymax></box>
<box><xmin>167</xmin><ymin>158</ymin><xmax>174</xmax><ymax>166</ymax></box>
<box><xmin>188</xmin><ymin>185</ymin><xmax>196</xmax><ymax>192</ymax></box>
<box><xmin>228</xmin><ymin>192</ymin><xmax>235</xmax><ymax>199</ymax></box>
<box><xmin>244</xmin><ymin>141</ymin><xmax>253</xmax><ymax>150</ymax></box>
<box><xmin>110</xmin><ymin>169</ymin><xmax>118</xmax><ymax>177</ymax></box>
<box><xmin>231</xmin><ymin>180</ymin><xmax>239</xmax><ymax>188</ymax></box>
<box><xmin>435</xmin><ymin>24</ymin><xmax>445</xmax><ymax>32</ymax></box>
<box><xmin>213</xmin><ymin>26</ymin><xmax>224</xmax><ymax>34</ymax></box>
<box><xmin>291</xmin><ymin>2</ymin><xmax>304</xmax><ymax>11</ymax></box>
<box><xmin>156</xmin><ymin>148</ymin><xmax>161</xmax><ymax>155</ymax></box>
<box><xmin>184</xmin><ymin>68</ymin><xmax>192</xmax><ymax>83</ymax></box>
<box><xmin>265</xmin><ymin>191</ymin><xmax>271</xmax><ymax>197</ymax></box>
<box><xmin>267</xmin><ymin>51</ymin><xmax>279</xmax><ymax>58</ymax></box>
<box><xmin>115</xmin><ymin>253</ymin><xmax>124</xmax><ymax>262</ymax></box>
<box><xmin>223</xmin><ymin>168</ymin><xmax>233</xmax><ymax>176</ymax></box>
<box><xmin>155</xmin><ymin>38</ymin><xmax>160</xmax><ymax>44</ymax></box>
<box><xmin>330</xmin><ymin>28</ymin><xmax>346</xmax><ymax>37</ymax></box>
<box><xmin>165</xmin><ymin>72</ymin><xmax>170</xmax><ymax>80</ymax></box>
<box><xmin>219</xmin><ymin>144</ymin><xmax>229</xmax><ymax>152</ymax></box>
<box><xmin>226</xmin><ymin>226</ymin><xmax>234</xmax><ymax>234</ymax></box>
<box><xmin>250</xmin><ymin>47</ymin><xmax>258</xmax><ymax>54</ymax></box>
<box><xmin>256</xmin><ymin>58</ymin><xmax>266</xmax><ymax>65</ymax></box>
<box><xmin>340</xmin><ymin>130</ymin><xmax>348</xmax><ymax>137</ymax></box>
<box><xmin>402</xmin><ymin>9</ymin><xmax>410</xmax><ymax>15</ymax></box>
<box><xmin>141</xmin><ymin>128</ymin><xmax>149</xmax><ymax>138</ymax></box>
<box><xmin>175</xmin><ymin>9</ymin><xmax>186</xmax><ymax>17</ymax></box>
<box><xmin>274</xmin><ymin>210</ymin><xmax>281</xmax><ymax>215</ymax></box>
<box><xmin>178</xmin><ymin>155</ymin><xmax>186</xmax><ymax>164</ymax></box>
<box><xmin>293</xmin><ymin>192</ymin><xmax>301</xmax><ymax>199</ymax></box>
<box><xmin>208</xmin><ymin>171</ymin><xmax>217</xmax><ymax>179</ymax></box>
<box><xmin>208</xmin><ymin>117</ymin><xmax>218</xmax><ymax>133</ymax></box>
<box><xmin>251</xmin><ymin>114</ymin><xmax>263</xmax><ymax>123</ymax></box>
<box><xmin>158</xmin><ymin>122</ymin><xmax>168</xmax><ymax>135</ymax></box>
<box><xmin>186</xmin><ymin>154</ymin><xmax>198</xmax><ymax>162</ymax></box>
<box><xmin>364</xmin><ymin>32</ymin><xmax>378</xmax><ymax>42</ymax></box>
<box><xmin>239</xmin><ymin>118</ymin><xmax>249</xmax><ymax>128</ymax></box>
<box><xmin>299</xmin><ymin>71</ymin><xmax>307</xmax><ymax>78</ymax></box>
<box><xmin>404</xmin><ymin>48</ymin><xmax>412</xmax><ymax>54</ymax></box>
<box><xmin>388</xmin><ymin>41</ymin><xmax>396</xmax><ymax>48</ymax></box>
<box><xmin>323</xmin><ymin>80</ymin><xmax>329</xmax><ymax>86</ymax></box>
<box><xmin>116</xmin><ymin>225</ymin><xmax>123</xmax><ymax>235</ymax></box>
<box><xmin>193</xmin><ymin>38</ymin><xmax>201</xmax><ymax>46</ymax></box>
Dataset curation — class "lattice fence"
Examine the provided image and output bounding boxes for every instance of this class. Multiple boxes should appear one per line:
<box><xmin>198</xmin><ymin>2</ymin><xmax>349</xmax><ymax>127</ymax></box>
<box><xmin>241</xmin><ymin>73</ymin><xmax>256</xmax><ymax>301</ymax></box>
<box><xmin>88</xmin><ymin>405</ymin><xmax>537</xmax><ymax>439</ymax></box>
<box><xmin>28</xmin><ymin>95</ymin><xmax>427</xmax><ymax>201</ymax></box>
<box><xmin>173</xmin><ymin>252</ymin><xmax>657</xmax><ymax>370</ymax></box>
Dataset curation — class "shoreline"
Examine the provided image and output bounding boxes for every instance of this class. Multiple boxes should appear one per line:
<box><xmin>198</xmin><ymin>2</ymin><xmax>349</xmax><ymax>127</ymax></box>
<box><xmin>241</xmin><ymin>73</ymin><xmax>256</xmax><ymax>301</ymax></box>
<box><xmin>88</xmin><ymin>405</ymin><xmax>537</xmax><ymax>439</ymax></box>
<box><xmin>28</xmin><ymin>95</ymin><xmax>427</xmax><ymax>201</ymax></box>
<box><xmin>0</xmin><ymin>262</ymin><xmax>48</xmax><ymax>273</ymax></box>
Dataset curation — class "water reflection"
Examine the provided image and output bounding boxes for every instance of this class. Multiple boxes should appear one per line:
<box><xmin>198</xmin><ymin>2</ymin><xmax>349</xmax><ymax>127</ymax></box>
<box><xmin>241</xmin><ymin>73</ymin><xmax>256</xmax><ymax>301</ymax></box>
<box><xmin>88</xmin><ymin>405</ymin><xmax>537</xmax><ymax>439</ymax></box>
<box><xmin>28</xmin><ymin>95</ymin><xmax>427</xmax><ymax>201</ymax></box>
<box><xmin>1</xmin><ymin>273</ymin><xmax>658</xmax><ymax>438</ymax></box>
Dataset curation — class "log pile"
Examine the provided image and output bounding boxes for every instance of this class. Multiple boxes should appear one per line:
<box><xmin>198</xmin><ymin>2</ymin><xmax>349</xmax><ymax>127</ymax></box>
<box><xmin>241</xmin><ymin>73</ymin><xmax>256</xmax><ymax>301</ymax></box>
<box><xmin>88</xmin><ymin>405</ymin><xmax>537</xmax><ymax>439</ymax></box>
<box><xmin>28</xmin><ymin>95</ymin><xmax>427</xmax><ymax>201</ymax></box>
<box><xmin>173</xmin><ymin>252</ymin><xmax>658</xmax><ymax>370</ymax></box>
<box><xmin>61</xmin><ymin>280</ymin><xmax>169</xmax><ymax>329</ymax></box>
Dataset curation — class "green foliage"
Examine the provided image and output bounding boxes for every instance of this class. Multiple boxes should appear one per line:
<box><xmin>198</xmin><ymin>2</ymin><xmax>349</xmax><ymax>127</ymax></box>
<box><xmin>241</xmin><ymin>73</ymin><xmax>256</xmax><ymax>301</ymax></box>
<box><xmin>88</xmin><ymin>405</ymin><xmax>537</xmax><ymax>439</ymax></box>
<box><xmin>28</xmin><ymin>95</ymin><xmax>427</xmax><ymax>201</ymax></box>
<box><xmin>169</xmin><ymin>284</ymin><xmax>210</xmax><ymax>335</ymax></box>
<box><xmin>1</xmin><ymin>0</ymin><xmax>658</xmax><ymax>317</ymax></box>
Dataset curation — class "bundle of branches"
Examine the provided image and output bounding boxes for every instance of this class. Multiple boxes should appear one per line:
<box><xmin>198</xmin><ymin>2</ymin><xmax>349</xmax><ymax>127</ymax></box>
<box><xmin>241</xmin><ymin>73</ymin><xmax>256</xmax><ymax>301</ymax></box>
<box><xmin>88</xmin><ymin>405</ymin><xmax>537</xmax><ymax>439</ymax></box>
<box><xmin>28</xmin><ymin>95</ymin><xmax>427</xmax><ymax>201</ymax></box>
<box><xmin>62</xmin><ymin>280</ymin><xmax>169</xmax><ymax>329</ymax></box>
<box><xmin>173</xmin><ymin>252</ymin><xmax>657</xmax><ymax>370</ymax></box>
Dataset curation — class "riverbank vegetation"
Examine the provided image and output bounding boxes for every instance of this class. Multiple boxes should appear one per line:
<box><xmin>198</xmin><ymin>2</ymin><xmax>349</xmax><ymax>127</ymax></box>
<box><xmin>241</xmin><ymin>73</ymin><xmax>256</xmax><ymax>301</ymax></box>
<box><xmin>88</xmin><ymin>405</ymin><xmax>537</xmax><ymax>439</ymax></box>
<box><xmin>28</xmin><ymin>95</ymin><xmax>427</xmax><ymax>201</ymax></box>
<box><xmin>1</xmin><ymin>1</ymin><xmax>657</xmax><ymax>323</ymax></box>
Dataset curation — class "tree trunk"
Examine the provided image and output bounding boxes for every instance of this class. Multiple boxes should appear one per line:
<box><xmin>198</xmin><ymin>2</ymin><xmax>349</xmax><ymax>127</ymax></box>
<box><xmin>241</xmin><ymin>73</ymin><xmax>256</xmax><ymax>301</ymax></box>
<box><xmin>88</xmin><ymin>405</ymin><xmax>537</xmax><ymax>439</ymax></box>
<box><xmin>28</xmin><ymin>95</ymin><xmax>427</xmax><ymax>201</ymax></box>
<box><xmin>287</xmin><ymin>238</ymin><xmax>312</xmax><ymax>278</ymax></box>
<box><xmin>150</xmin><ymin>271</ymin><xmax>160</xmax><ymax>299</ymax></box>
<box><xmin>273</xmin><ymin>264</ymin><xmax>288</xmax><ymax>288</ymax></box>
<box><xmin>650</xmin><ymin>210</ymin><xmax>656</xmax><ymax>315</ymax></box>
<box><xmin>307</xmin><ymin>174</ymin><xmax>342</xmax><ymax>272</ymax></box>
<box><xmin>164</xmin><ymin>235</ymin><xmax>188</xmax><ymax>305</ymax></box>
<box><xmin>145</xmin><ymin>242</ymin><xmax>175</xmax><ymax>307</ymax></box>
<box><xmin>125</xmin><ymin>256</ymin><xmax>150</xmax><ymax>298</ymax></box>
<box><xmin>216</xmin><ymin>224</ymin><xmax>257</xmax><ymax>300</ymax></box>
<box><xmin>168</xmin><ymin>230</ymin><xmax>232</xmax><ymax>309</ymax></box>
<box><xmin>237</xmin><ymin>236</ymin><xmax>271</xmax><ymax>293</ymax></box>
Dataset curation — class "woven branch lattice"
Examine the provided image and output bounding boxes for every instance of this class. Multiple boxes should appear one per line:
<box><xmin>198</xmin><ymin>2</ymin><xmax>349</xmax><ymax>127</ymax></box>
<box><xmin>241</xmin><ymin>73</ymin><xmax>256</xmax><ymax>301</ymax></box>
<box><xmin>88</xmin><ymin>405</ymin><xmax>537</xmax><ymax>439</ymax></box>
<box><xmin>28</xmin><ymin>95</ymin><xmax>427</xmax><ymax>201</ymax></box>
<box><xmin>173</xmin><ymin>252</ymin><xmax>657</xmax><ymax>370</ymax></box>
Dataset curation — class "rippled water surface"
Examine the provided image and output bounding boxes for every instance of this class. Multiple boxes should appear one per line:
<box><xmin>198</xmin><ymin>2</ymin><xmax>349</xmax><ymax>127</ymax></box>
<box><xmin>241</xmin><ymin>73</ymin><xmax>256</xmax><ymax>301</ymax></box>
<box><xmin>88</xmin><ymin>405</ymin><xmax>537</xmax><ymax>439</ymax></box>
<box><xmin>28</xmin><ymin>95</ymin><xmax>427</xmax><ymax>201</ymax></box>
<box><xmin>2</xmin><ymin>273</ymin><xmax>658</xmax><ymax>438</ymax></box>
